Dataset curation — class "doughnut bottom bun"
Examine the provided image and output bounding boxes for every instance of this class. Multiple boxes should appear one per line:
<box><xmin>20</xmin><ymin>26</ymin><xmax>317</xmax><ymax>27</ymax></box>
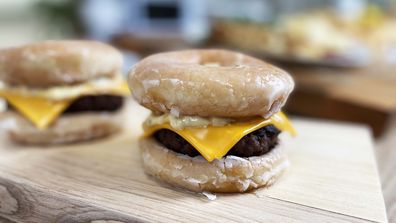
<box><xmin>140</xmin><ymin>137</ymin><xmax>289</xmax><ymax>193</ymax></box>
<box><xmin>0</xmin><ymin>110</ymin><xmax>124</xmax><ymax>145</ymax></box>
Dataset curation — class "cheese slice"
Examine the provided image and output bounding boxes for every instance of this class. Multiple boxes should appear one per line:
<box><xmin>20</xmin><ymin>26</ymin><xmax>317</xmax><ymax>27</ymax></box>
<box><xmin>0</xmin><ymin>81</ymin><xmax>130</xmax><ymax>129</ymax></box>
<box><xmin>143</xmin><ymin>112</ymin><xmax>296</xmax><ymax>162</ymax></box>
<box><xmin>110</xmin><ymin>81</ymin><xmax>131</xmax><ymax>96</ymax></box>
<box><xmin>0</xmin><ymin>92</ymin><xmax>74</xmax><ymax>129</ymax></box>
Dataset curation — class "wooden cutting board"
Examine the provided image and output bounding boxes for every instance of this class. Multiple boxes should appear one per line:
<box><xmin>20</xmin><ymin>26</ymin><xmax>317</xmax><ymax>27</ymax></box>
<box><xmin>0</xmin><ymin>100</ymin><xmax>387</xmax><ymax>223</ymax></box>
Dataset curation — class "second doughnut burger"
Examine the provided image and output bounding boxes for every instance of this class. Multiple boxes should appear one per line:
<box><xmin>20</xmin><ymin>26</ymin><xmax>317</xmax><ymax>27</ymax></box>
<box><xmin>129</xmin><ymin>49</ymin><xmax>295</xmax><ymax>193</ymax></box>
<box><xmin>0</xmin><ymin>40</ymin><xmax>130</xmax><ymax>144</ymax></box>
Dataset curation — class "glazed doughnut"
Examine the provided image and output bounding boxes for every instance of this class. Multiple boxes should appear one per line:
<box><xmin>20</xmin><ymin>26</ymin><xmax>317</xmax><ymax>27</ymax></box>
<box><xmin>2</xmin><ymin>111</ymin><xmax>123</xmax><ymax>144</ymax></box>
<box><xmin>140</xmin><ymin>137</ymin><xmax>289</xmax><ymax>193</ymax></box>
<box><xmin>129</xmin><ymin>49</ymin><xmax>294</xmax><ymax>118</ymax></box>
<box><xmin>0</xmin><ymin>41</ymin><xmax>122</xmax><ymax>87</ymax></box>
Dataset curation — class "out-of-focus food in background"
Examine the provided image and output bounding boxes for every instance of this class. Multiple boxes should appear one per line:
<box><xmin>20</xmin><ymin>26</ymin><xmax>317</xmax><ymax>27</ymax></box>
<box><xmin>0</xmin><ymin>40</ymin><xmax>130</xmax><ymax>145</ymax></box>
<box><xmin>1</xmin><ymin>0</ymin><xmax>395</xmax><ymax>64</ymax></box>
<box><xmin>211</xmin><ymin>5</ymin><xmax>396</xmax><ymax>66</ymax></box>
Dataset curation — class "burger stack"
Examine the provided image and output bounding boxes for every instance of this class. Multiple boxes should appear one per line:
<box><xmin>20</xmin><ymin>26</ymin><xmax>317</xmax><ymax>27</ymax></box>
<box><xmin>0</xmin><ymin>40</ymin><xmax>129</xmax><ymax>144</ymax></box>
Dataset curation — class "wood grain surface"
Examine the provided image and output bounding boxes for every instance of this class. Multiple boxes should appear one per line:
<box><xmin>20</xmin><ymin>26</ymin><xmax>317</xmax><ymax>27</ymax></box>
<box><xmin>0</xmin><ymin>100</ymin><xmax>388</xmax><ymax>223</ymax></box>
<box><xmin>376</xmin><ymin>114</ymin><xmax>396</xmax><ymax>223</ymax></box>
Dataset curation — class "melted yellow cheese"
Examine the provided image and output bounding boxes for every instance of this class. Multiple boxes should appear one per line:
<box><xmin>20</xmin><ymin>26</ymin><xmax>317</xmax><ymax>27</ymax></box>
<box><xmin>143</xmin><ymin>112</ymin><xmax>296</xmax><ymax>162</ymax></box>
<box><xmin>0</xmin><ymin>81</ymin><xmax>130</xmax><ymax>129</ymax></box>
<box><xmin>0</xmin><ymin>92</ymin><xmax>73</xmax><ymax>129</ymax></box>
<box><xmin>111</xmin><ymin>81</ymin><xmax>131</xmax><ymax>95</ymax></box>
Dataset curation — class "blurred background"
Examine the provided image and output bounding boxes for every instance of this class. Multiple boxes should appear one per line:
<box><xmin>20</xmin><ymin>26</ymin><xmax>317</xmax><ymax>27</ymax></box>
<box><xmin>0</xmin><ymin>0</ymin><xmax>395</xmax><ymax>220</ymax></box>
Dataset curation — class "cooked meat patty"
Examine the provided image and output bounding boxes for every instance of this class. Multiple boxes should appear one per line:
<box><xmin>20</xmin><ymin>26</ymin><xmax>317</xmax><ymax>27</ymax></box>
<box><xmin>154</xmin><ymin>125</ymin><xmax>280</xmax><ymax>158</ymax></box>
<box><xmin>64</xmin><ymin>95</ymin><xmax>124</xmax><ymax>113</ymax></box>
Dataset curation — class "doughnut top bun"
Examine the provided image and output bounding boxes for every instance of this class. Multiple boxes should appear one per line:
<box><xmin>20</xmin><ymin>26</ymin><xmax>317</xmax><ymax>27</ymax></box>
<box><xmin>129</xmin><ymin>49</ymin><xmax>294</xmax><ymax>118</ymax></box>
<box><xmin>0</xmin><ymin>40</ymin><xmax>123</xmax><ymax>88</ymax></box>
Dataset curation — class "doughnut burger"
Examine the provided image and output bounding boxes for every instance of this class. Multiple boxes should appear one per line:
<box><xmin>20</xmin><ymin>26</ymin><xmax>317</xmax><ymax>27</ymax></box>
<box><xmin>129</xmin><ymin>49</ymin><xmax>295</xmax><ymax>193</ymax></box>
<box><xmin>0</xmin><ymin>41</ymin><xmax>129</xmax><ymax>144</ymax></box>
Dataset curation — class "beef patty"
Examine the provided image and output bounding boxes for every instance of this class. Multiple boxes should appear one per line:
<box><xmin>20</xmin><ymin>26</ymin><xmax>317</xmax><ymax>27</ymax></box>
<box><xmin>64</xmin><ymin>95</ymin><xmax>124</xmax><ymax>113</ymax></box>
<box><xmin>154</xmin><ymin>125</ymin><xmax>280</xmax><ymax>158</ymax></box>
